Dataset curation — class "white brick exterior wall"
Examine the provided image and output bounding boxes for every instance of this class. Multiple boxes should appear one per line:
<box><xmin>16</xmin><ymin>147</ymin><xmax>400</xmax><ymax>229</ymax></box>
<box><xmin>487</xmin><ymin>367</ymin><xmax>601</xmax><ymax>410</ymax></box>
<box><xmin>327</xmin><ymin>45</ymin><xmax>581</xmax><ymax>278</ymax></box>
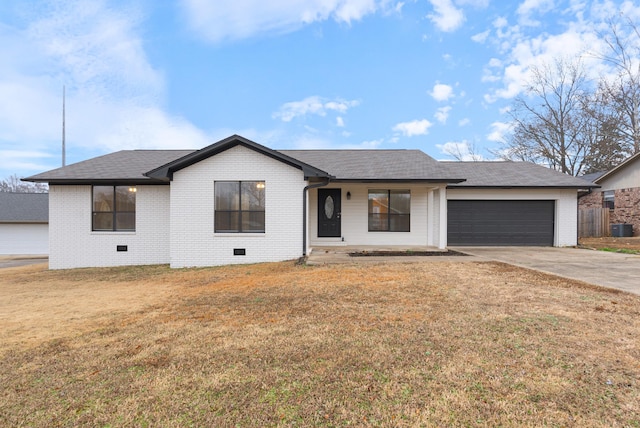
<box><xmin>48</xmin><ymin>185</ymin><xmax>170</xmax><ymax>269</ymax></box>
<box><xmin>169</xmin><ymin>145</ymin><xmax>306</xmax><ymax>267</ymax></box>
<box><xmin>446</xmin><ymin>188</ymin><xmax>579</xmax><ymax>246</ymax></box>
<box><xmin>308</xmin><ymin>184</ymin><xmax>446</xmax><ymax>247</ymax></box>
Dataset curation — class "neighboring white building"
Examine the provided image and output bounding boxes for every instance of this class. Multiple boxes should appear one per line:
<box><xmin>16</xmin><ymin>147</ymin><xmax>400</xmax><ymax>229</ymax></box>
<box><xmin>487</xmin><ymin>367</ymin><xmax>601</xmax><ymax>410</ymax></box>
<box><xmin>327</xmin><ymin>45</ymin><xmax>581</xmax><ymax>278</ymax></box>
<box><xmin>25</xmin><ymin>135</ymin><xmax>595</xmax><ymax>269</ymax></box>
<box><xmin>0</xmin><ymin>192</ymin><xmax>49</xmax><ymax>255</ymax></box>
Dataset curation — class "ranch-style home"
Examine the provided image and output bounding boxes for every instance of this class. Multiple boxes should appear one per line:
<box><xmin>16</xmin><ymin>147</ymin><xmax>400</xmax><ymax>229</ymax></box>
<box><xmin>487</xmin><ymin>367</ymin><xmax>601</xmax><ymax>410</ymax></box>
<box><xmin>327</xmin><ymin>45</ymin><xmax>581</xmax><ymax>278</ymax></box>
<box><xmin>25</xmin><ymin>135</ymin><xmax>595</xmax><ymax>269</ymax></box>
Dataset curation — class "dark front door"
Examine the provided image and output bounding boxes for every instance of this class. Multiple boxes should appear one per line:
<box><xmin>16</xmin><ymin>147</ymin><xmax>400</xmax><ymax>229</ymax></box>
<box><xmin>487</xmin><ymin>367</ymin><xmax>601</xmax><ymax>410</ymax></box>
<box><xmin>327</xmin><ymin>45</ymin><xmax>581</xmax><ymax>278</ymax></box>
<box><xmin>318</xmin><ymin>189</ymin><xmax>341</xmax><ymax>237</ymax></box>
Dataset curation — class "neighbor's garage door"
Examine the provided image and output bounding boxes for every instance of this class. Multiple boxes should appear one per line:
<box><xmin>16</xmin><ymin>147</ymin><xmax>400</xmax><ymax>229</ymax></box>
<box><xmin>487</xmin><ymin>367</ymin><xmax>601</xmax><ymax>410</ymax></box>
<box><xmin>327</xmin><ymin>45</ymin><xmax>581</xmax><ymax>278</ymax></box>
<box><xmin>448</xmin><ymin>200</ymin><xmax>555</xmax><ymax>246</ymax></box>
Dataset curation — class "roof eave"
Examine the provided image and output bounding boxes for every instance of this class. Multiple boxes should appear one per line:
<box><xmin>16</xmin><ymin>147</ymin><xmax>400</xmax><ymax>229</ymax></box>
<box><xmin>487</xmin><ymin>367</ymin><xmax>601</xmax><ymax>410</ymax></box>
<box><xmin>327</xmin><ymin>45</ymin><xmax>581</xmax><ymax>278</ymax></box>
<box><xmin>27</xmin><ymin>178</ymin><xmax>168</xmax><ymax>185</ymax></box>
<box><xmin>447</xmin><ymin>184</ymin><xmax>601</xmax><ymax>189</ymax></box>
<box><xmin>330</xmin><ymin>178</ymin><xmax>466</xmax><ymax>183</ymax></box>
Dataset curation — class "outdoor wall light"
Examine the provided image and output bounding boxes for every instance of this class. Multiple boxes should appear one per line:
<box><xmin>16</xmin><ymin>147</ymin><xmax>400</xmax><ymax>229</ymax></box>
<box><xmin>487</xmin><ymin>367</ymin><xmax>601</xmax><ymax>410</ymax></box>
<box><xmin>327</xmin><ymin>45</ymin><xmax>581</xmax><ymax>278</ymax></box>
<box><xmin>346</xmin><ymin>191</ymin><xmax>351</xmax><ymax>200</ymax></box>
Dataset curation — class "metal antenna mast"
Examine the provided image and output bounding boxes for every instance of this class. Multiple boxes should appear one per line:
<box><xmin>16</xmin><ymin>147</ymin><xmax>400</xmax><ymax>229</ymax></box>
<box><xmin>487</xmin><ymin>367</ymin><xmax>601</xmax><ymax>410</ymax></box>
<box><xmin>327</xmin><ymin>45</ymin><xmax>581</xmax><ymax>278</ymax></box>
<box><xmin>62</xmin><ymin>85</ymin><xmax>66</xmax><ymax>167</ymax></box>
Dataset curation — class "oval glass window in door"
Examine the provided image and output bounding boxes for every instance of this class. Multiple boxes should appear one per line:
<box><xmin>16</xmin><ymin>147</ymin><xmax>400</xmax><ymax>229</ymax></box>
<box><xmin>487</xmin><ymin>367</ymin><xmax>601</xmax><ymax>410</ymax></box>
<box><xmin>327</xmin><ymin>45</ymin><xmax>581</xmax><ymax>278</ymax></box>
<box><xmin>324</xmin><ymin>196</ymin><xmax>334</xmax><ymax>219</ymax></box>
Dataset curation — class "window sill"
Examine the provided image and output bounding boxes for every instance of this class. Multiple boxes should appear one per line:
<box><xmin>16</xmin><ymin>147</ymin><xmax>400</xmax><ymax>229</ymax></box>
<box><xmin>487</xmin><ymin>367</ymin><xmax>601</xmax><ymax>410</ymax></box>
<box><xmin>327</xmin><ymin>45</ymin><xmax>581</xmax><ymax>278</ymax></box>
<box><xmin>91</xmin><ymin>231</ymin><xmax>136</xmax><ymax>235</ymax></box>
<box><xmin>214</xmin><ymin>233</ymin><xmax>265</xmax><ymax>237</ymax></box>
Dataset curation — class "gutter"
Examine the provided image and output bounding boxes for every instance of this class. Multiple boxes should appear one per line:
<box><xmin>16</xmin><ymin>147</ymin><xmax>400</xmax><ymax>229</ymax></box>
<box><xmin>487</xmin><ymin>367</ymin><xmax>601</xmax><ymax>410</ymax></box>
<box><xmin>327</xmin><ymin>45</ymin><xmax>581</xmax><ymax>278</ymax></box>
<box><xmin>302</xmin><ymin>180</ymin><xmax>331</xmax><ymax>256</ymax></box>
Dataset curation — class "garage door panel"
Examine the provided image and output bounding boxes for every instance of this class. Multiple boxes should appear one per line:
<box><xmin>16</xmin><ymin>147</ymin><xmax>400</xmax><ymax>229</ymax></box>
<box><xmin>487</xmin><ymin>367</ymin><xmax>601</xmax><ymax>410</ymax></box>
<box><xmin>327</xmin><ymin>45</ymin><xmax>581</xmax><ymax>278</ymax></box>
<box><xmin>448</xmin><ymin>200</ymin><xmax>554</xmax><ymax>246</ymax></box>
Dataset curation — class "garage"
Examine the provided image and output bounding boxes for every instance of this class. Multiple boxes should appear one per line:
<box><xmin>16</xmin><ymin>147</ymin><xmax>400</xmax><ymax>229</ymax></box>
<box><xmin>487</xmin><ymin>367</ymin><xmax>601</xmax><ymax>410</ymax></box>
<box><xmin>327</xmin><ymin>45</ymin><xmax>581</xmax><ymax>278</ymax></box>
<box><xmin>448</xmin><ymin>200</ymin><xmax>555</xmax><ymax>246</ymax></box>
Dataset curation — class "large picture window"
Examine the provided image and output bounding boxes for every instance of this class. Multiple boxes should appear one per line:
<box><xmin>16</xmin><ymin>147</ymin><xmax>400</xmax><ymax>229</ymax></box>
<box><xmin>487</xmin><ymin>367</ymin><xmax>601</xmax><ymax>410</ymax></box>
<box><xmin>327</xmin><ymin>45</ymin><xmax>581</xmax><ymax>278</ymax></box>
<box><xmin>368</xmin><ymin>189</ymin><xmax>410</xmax><ymax>232</ymax></box>
<box><xmin>92</xmin><ymin>186</ymin><xmax>136</xmax><ymax>231</ymax></box>
<box><xmin>215</xmin><ymin>181</ymin><xmax>265</xmax><ymax>233</ymax></box>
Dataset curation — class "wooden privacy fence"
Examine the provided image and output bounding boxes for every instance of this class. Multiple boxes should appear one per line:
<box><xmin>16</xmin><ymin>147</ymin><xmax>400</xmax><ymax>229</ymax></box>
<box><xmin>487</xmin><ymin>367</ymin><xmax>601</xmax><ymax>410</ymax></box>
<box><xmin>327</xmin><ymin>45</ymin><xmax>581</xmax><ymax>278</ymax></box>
<box><xmin>578</xmin><ymin>208</ymin><xmax>610</xmax><ymax>238</ymax></box>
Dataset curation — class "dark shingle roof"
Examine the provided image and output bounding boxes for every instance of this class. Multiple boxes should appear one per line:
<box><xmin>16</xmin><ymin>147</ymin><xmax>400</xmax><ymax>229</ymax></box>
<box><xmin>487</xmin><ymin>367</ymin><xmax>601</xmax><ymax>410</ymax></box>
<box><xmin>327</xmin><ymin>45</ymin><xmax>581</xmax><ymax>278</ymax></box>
<box><xmin>281</xmin><ymin>150</ymin><xmax>464</xmax><ymax>182</ymax></box>
<box><xmin>579</xmin><ymin>171</ymin><xmax>606</xmax><ymax>183</ymax></box>
<box><xmin>24</xmin><ymin>150</ymin><xmax>194</xmax><ymax>183</ymax></box>
<box><xmin>442</xmin><ymin>161</ymin><xmax>598</xmax><ymax>188</ymax></box>
<box><xmin>0</xmin><ymin>192</ymin><xmax>49</xmax><ymax>223</ymax></box>
<box><xmin>22</xmin><ymin>134</ymin><xmax>598</xmax><ymax>188</ymax></box>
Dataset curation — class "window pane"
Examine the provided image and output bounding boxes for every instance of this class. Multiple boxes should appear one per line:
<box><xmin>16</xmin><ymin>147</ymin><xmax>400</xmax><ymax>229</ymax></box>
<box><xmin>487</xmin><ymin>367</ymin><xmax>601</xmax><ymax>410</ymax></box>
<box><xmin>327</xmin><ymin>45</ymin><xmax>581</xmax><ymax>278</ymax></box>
<box><xmin>215</xmin><ymin>182</ymin><xmax>239</xmax><ymax>210</ymax></box>
<box><xmin>241</xmin><ymin>182</ymin><xmax>265</xmax><ymax>210</ymax></box>
<box><xmin>93</xmin><ymin>186</ymin><xmax>113</xmax><ymax>211</ymax></box>
<box><xmin>93</xmin><ymin>212</ymin><xmax>113</xmax><ymax>231</ymax></box>
<box><xmin>390</xmin><ymin>190</ymin><xmax>410</xmax><ymax>214</ymax></box>
<box><xmin>116</xmin><ymin>186</ymin><xmax>136</xmax><ymax>211</ymax></box>
<box><xmin>215</xmin><ymin>211</ymin><xmax>240</xmax><ymax>232</ymax></box>
<box><xmin>242</xmin><ymin>211</ymin><xmax>265</xmax><ymax>232</ymax></box>
<box><xmin>368</xmin><ymin>191</ymin><xmax>388</xmax><ymax>214</ymax></box>
<box><xmin>116</xmin><ymin>212</ymin><xmax>135</xmax><ymax>231</ymax></box>
<box><xmin>390</xmin><ymin>214</ymin><xmax>410</xmax><ymax>232</ymax></box>
<box><xmin>368</xmin><ymin>213</ymin><xmax>389</xmax><ymax>231</ymax></box>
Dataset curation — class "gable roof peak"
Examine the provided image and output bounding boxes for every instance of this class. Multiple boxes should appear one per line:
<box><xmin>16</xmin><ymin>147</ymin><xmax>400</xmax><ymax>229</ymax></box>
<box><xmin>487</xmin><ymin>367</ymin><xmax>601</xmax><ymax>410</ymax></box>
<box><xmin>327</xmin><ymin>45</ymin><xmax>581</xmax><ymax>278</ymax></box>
<box><xmin>144</xmin><ymin>134</ymin><xmax>332</xmax><ymax>181</ymax></box>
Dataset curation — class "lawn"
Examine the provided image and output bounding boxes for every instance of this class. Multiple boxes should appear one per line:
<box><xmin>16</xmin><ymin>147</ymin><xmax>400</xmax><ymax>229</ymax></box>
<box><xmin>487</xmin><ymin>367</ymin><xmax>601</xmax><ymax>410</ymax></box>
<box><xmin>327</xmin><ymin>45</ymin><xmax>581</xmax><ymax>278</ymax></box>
<box><xmin>1</xmin><ymin>260</ymin><xmax>639</xmax><ymax>427</ymax></box>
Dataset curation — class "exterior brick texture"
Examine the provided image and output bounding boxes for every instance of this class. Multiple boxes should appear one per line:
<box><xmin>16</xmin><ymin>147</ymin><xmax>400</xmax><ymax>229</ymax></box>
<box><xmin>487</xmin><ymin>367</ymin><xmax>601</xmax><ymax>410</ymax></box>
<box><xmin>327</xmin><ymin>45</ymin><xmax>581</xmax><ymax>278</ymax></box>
<box><xmin>611</xmin><ymin>188</ymin><xmax>640</xmax><ymax>236</ymax></box>
<box><xmin>48</xmin><ymin>185</ymin><xmax>170</xmax><ymax>269</ymax></box>
<box><xmin>169</xmin><ymin>145</ymin><xmax>306</xmax><ymax>268</ymax></box>
<box><xmin>578</xmin><ymin>188</ymin><xmax>640</xmax><ymax>236</ymax></box>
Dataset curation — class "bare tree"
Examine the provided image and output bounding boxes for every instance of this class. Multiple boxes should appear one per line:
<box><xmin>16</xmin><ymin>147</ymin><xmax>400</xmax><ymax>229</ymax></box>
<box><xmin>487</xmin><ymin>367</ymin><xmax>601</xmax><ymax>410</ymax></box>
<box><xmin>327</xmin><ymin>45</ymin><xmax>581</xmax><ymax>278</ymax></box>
<box><xmin>597</xmin><ymin>17</ymin><xmax>640</xmax><ymax>154</ymax></box>
<box><xmin>442</xmin><ymin>141</ymin><xmax>484</xmax><ymax>161</ymax></box>
<box><xmin>494</xmin><ymin>58</ymin><xmax>595</xmax><ymax>176</ymax></box>
<box><xmin>0</xmin><ymin>174</ymin><xmax>48</xmax><ymax>193</ymax></box>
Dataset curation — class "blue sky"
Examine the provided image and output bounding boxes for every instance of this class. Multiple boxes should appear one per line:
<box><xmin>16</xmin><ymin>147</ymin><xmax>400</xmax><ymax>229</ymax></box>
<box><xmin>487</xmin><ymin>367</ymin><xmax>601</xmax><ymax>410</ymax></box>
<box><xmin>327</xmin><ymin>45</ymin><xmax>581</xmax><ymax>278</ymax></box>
<box><xmin>1</xmin><ymin>0</ymin><xmax>639</xmax><ymax>179</ymax></box>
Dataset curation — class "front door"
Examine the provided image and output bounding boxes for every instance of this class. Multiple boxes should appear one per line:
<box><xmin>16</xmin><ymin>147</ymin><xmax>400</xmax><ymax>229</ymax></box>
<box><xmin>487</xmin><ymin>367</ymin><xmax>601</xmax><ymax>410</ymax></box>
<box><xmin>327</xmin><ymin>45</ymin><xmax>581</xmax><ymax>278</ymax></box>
<box><xmin>318</xmin><ymin>189</ymin><xmax>341</xmax><ymax>237</ymax></box>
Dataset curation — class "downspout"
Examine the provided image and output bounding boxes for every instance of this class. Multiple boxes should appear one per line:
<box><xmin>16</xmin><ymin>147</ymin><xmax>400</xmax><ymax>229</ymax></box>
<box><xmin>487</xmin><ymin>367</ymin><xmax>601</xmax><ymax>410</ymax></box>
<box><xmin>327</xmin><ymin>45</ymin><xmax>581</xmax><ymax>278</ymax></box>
<box><xmin>303</xmin><ymin>179</ymin><xmax>330</xmax><ymax>256</ymax></box>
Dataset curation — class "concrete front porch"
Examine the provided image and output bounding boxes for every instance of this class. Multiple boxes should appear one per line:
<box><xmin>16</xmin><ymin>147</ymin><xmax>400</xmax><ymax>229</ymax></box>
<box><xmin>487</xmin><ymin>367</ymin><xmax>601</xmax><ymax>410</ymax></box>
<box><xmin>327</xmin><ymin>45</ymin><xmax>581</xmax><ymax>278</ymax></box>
<box><xmin>306</xmin><ymin>245</ymin><xmax>469</xmax><ymax>265</ymax></box>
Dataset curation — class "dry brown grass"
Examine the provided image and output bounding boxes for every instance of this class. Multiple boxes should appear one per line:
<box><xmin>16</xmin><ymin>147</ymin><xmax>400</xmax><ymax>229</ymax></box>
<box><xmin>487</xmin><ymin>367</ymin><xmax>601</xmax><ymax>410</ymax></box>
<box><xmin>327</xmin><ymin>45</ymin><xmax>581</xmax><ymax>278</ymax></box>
<box><xmin>581</xmin><ymin>236</ymin><xmax>640</xmax><ymax>253</ymax></box>
<box><xmin>1</xmin><ymin>260</ymin><xmax>639</xmax><ymax>427</ymax></box>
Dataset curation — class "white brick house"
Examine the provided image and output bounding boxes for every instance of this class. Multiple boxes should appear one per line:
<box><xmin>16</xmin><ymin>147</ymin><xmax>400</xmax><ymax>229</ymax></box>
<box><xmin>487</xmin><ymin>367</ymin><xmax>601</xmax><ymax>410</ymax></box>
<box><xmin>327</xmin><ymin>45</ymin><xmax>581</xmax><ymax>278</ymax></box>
<box><xmin>25</xmin><ymin>135</ymin><xmax>595</xmax><ymax>269</ymax></box>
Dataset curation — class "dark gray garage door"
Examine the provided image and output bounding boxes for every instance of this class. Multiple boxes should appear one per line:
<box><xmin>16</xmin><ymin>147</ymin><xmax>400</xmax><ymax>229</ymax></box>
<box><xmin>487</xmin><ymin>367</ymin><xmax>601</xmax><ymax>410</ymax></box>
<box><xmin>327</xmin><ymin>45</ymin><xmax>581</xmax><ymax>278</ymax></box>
<box><xmin>448</xmin><ymin>200</ymin><xmax>555</xmax><ymax>246</ymax></box>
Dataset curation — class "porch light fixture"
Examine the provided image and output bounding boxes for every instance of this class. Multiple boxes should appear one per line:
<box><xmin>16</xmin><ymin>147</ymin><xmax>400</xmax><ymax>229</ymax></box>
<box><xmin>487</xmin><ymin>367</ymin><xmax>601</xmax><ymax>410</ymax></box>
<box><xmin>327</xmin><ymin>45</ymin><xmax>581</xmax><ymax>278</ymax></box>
<box><xmin>346</xmin><ymin>191</ymin><xmax>351</xmax><ymax>200</ymax></box>
<box><xmin>128</xmin><ymin>187</ymin><xmax>137</xmax><ymax>193</ymax></box>
<box><xmin>256</xmin><ymin>183</ymin><xmax>265</xmax><ymax>189</ymax></box>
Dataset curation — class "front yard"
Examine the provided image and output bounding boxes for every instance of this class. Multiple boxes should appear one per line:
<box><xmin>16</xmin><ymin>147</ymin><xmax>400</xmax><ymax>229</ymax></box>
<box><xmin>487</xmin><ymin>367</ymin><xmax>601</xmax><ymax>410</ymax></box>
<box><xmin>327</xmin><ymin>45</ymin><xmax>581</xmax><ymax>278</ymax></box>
<box><xmin>1</xmin><ymin>261</ymin><xmax>639</xmax><ymax>426</ymax></box>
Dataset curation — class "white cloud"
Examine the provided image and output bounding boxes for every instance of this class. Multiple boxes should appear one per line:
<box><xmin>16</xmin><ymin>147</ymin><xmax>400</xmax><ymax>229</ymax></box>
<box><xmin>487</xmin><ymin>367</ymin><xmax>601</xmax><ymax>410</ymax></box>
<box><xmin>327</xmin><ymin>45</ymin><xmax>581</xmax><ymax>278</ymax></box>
<box><xmin>487</xmin><ymin>121</ymin><xmax>512</xmax><ymax>143</ymax></box>
<box><xmin>392</xmin><ymin>119</ymin><xmax>433</xmax><ymax>137</ymax></box>
<box><xmin>427</xmin><ymin>0</ymin><xmax>465</xmax><ymax>32</ymax></box>
<box><xmin>0</xmin><ymin>0</ymin><xmax>211</xmax><ymax>177</ymax></box>
<box><xmin>483</xmin><ymin>19</ymin><xmax>608</xmax><ymax>102</ymax></box>
<box><xmin>290</xmin><ymin>134</ymin><xmax>382</xmax><ymax>149</ymax></box>
<box><xmin>516</xmin><ymin>0</ymin><xmax>554</xmax><ymax>26</ymax></box>
<box><xmin>434</xmin><ymin>106</ymin><xmax>452</xmax><ymax>124</ymax></box>
<box><xmin>429</xmin><ymin>82</ymin><xmax>454</xmax><ymax>101</ymax></box>
<box><xmin>458</xmin><ymin>118</ymin><xmax>471</xmax><ymax>126</ymax></box>
<box><xmin>336</xmin><ymin>116</ymin><xmax>345</xmax><ymax>127</ymax></box>
<box><xmin>272</xmin><ymin>96</ymin><xmax>360</xmax><ymax>122</ymax></box>
<box><xmin>437</xmin><ymin>140</ymin><xmax>484</xmax><ymax>161</ymax></box>
<box><xmin>179</xmin><ymin>0</ymin><xmax>393</xmax><ymax>42</ymax></box>
<box><xmin>471</xmin><ymin>29</ymin><xmax>490</xmax><ymax>43</ymax></box>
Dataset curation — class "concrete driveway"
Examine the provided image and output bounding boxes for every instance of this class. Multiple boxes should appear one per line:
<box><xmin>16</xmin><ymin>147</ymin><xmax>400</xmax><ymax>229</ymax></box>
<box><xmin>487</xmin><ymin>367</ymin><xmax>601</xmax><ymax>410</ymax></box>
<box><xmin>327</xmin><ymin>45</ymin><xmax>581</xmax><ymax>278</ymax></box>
<box><xmin>0</xmin><ymin>256</ymin><xmax>48</xmax><ymax>269</ymax></box>
<box><xmin>452</xmin><ymin>247</ymin><xmax>640</xmax><ymax>296</ymax></box>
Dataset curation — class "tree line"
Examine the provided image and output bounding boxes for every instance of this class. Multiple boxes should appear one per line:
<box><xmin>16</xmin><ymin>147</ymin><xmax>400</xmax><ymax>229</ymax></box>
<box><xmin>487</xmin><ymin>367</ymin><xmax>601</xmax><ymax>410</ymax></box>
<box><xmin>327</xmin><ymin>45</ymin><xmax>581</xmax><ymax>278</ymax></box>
<box><xmin>0</xmin><ymin>174</ymin><xmax>48</xmax><ymax>193</ymax></box>
<box><xmin>494</xmin><ymin>18</ymin><xmax>640</xmax><ymax>176</ymax></box>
